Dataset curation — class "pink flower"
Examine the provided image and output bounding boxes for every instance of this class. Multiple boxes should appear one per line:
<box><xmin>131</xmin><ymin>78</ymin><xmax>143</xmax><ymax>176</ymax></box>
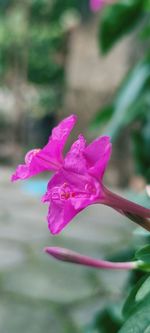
<box><xmin>42</xmin><ymin>169</ymin><xmax>101</xmax><ymax>234</ymax></box>
<box><xmin>90</xmin><ymin>0</ymin><xmax>115</xmax><ymax>12</ymax></box>
<box><xmin>12</xmin><ymin>115</ymin><xmax>112</xmax><ymax>234</ymax></box>
<box><xmin>12</xmin><ymin>114</ymin><xmax>150</xmax><ymax>234</ymax></box>
<box><xmin>42</xmin><ymin>133</ymin><xmax>111</xmax><ymax>234</ymax></box>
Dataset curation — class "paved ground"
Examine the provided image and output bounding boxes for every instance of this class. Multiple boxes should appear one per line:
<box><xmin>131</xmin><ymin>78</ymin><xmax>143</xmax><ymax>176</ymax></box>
<box><xmin>0</xmin><ymin>167</ymin><xmax>135</xmax><ymax>333</ymax></box>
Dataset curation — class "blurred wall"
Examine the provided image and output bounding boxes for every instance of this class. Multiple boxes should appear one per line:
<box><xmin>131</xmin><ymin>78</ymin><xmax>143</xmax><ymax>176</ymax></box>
<box><xmin>62</xmin><ymin>17</ymin><xmax>132</xmax><ymax>134</ymax></box>
<box><xmin>61</xmin><ymin>17</ymin><xmax>134</xmax><ymax>186</ymax></box>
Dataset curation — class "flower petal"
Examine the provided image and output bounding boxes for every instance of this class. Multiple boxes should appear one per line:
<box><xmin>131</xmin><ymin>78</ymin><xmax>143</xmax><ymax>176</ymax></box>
<box><xmin>51</xmin><ymin>114</ymin><xmax>77</xmax><ymax>155</ymax></box>
<box><xmin>84</xmin><ymin>136</ymin><xmax>112</xmax><ymax>179</ymax></box>
<box><xmin>64</xmin><ymin>135</ymin><xmax>87</xmax><ymax>174</ymax></box>
<box><xmin>43</xmin><ymin>169</ymin><xmax>101</xmax><ymax>207</ymax></box>
<box><xmin>47</xmin><ymin>200</ymin><xmax>80</xmax><ymax>234</ymax></box>
<box><xmin>11</xmin><ymin>114</ymin><xmax>77</xmax><ymax>181</ymax></box>
<box><xmin>43</xmin><ymin>169</ymin><xmax>101</xmax><ymax>234</ymax></box>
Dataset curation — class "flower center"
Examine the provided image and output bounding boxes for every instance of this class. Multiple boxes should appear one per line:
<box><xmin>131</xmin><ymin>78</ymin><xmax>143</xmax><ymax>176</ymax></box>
<box><xmin>50</xmin><ymin>182</ymin><xmax>97</xmax><ymax>202</ymax></box>
<box><xmin>51</xmin><ymin>183</ymin><xmax>75</xmax><ymax>201</ymax></box>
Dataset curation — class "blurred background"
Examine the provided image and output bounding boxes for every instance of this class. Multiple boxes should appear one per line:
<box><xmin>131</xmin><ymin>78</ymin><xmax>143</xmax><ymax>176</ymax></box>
<box><xmin>0</xmin><ymin>0</ymin><xmax>150</xmax><ymax>332</ymax></box>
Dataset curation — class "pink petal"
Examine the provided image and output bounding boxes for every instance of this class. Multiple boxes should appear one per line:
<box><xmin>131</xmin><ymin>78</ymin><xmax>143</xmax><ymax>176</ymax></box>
<box><xmin>47</xmin><ymin>200</ymin><xmax>79</xmax><ymax>234</ymax></box>
<box><xmin>84</xmin><ymin>136</ymin><xmax>112</xmax><ymax>179</ymax></box>
<box><xmin>43</xmin><ymin>169</ymin><xmax>101</xmax><ymax>207</ymax></box>
<box><xmin>51</xmin><ymin>114</ymin><xmax>77</xmax><ymax>154</ymax></box>
<box><xmin>11</xmin><ymin>114</ymin><xmax>77</xmax><ymax>181</ymax></box>
<box><xmin>43</xmin><ymin>169</ymin><xmax>101</xmax><ymax>234</ymax></box>
<box><xmin>64</xmin><ymin>135</ymin><xmax>87</xmax><ymax>174</ymax></box>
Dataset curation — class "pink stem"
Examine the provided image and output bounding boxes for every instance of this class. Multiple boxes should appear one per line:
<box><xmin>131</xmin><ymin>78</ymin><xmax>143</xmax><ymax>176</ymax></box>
<box><xmin>102</xmin><ymin>187</ymin><xmax>150</xmax><ymax>231</ymax></box>
<box><xmin>44</xmin><ymin>247</ymin><xmax>137</xmax><ymax>270</ymax></box>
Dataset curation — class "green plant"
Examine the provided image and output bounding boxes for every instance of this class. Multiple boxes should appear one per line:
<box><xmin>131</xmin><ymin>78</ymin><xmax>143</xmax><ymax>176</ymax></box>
<box><xmin>92</xmin><ymin>0</ymin><xmax>150</xmax><ymax>182</ymax></box>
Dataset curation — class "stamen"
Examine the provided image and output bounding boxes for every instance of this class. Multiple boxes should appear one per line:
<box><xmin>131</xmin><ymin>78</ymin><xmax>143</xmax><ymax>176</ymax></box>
<box><xmin>51</xmin><ymin>182</ymin><xmax>97</xmax><ymax>202</ymax></box>
<box><xmin>60</xmin><ymin>183</ymin><xmax>72</xmax><ymax>200</ymax></box>
<box><xmin>51</xmin><ymin>183</ymin><xmax>75</xmax><ymax>201</ymax></box>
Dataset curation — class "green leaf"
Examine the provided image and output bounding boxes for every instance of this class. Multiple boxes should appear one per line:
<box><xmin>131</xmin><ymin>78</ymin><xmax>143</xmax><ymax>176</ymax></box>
<box><xmin>132</xmin><ymin>112</ymin><xmax>150</xmax><ymax>181</ymax></box>
<box><xmin>121</xmin><ymin>91</ymin><xmax>150</xmax><ymax>125</ymax></box>
<box><xmin>99</xmin><ymin>0</ymin><xmax>144</xmax><ymax>54</ymax></box>
<box><xmin>119</xmin><ymin>296</ymin><xmax>150</xmax><ymax>333</ymax></box>
<box><xmin>91</xmin><ymin>60</ymin><xmax>150</xmax><ymax>138</ymax></box>
<box><xmin>135</xmin><ymin>245</ymin><xmax>150</xmax><ymax>264</ymax></box>
<box><xmin>136</xmin><ymin>276</ymin><xmax>150</xmax><ymax>302</ymax></box>
<box><xmin>123</xmin><ymin>275</ymin><xmax>148</xmax><ymax>319</ymax></box>
<box><xmin>120</xmin><ymin>275</ymin><xmax>150</xmax><ymax>333</ymax></box>
<box><xmin>103</xmin><ymin>59</ymin><xmax>150</xmax><ymax>140</ymax></box>
<box><xmin>96</xmin><ymin>307</ymin><xmax>122</xmax><ymax>333</ymax></box>
<box><xmin>87</xmin><ymin>303</ymin><xmax>123</xmax><ymax>333</ymax></box>
<box><xmin>140</xmin><ymin>22</ymin><xmax>150</xmax><ymax>40</ymax></box>
<box><xmin>143</xmin><ymin>0</ymin><xmax>150</xmax><ymax>11</ymax></box>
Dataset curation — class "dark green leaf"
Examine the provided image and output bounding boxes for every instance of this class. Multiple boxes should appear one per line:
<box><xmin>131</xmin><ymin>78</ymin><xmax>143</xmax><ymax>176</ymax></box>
<box><xmin>123</xmin><ymin>275</ymin><xmax>148</xmax><ymax>319</ymax></box>
<box><xmin>104</xmin><ymin>59</ymin><xmax>150</xmax><ymax>139</ymax></box>
<box><xmin>140</xmin><ymin>22</ymin><xmax>150</xmax><ymax>40</ymax></box>
<box><xmin>136</xmin><ymin>276</ymin><xmax>150</xmax><ymax>302</ymax></box>
<box><xmin>132</xmin><ymin>114</ymin><xmax>150</xmax><ymax>181</ymax></box>
<box><xmin>88</xmin><ymin>304</ymin><xmax>123</xmax><ymax>333</ymax></box>
<box><xmin>119</xmin><ymin>295</ymin><xmax>150</xmax><ymax>333</ymax></box>
<box><xmin>143</xmin><ymin>0</ymin><xmax>150</xmax><ymax>11</ymax></box>
<box><xmin>99</xmin><ymin>0</ymin><xmax>144</xmax><ymax>54</ymax></box>
<box><xmin>135</xmin><ymin>245</ymin><xmax>150</xmax><ymax>264</ymax></box>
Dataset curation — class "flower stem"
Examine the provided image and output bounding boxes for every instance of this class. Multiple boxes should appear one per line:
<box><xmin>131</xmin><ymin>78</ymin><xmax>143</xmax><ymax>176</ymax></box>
<box><xmin>44</xmin><ymin>247</ymin><xmax>137</xmax><ymax>270</ymax></box>
<box><xmin>103</xmin><ymin>187</ymin><xmax>150</xmax><ymax>232</ymax></box>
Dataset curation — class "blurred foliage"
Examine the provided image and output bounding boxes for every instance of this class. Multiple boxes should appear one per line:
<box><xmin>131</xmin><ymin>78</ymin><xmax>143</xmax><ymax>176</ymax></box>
<box><xmin>0</xmin><ymin>0</ymin><xmax>89</xmax><ymax>118</ymax></box>
<box><xmin>119</xmin><ymin>274</ymin><xmax>150</xmax><ymax>332</ymax></box>
<box><xmin>86</xmin><ymin>303</ymin><xmax>123</xmax><ymax>333</ymax></box>
<box><xmin>92</xmin><ymin>0</ymin><xmax>150</xmax><ymax>182</ymax></box>
<box><xmin>99</xmin><ymin>0</ymin><xmax>144</xmax><ymax>53</ymax></box>
<box><xmin>92</xmin><ymin>10</ymin><xmax>150</xmax><ymax>331</ymax></box>
<box><xmin>31</xmin><ymin>87</ymin><xmax>61</xmax><ymax>118</ymax></box>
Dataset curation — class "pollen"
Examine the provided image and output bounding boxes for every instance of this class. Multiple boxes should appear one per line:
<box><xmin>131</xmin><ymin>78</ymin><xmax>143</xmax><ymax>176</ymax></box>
<box><xmin>60</xmin><ymin>183</ymin><xmax>75</xmax><ymax>200</ymax></box>
<box><xmin>51</xmin><ymin>183</ymin><xmax>76</xmax><ymax>201</ymax></box>
<box><xmin>60</xmin><ymin>191</ymin><xmax>70</xmax><ymax>200</ymax></box>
